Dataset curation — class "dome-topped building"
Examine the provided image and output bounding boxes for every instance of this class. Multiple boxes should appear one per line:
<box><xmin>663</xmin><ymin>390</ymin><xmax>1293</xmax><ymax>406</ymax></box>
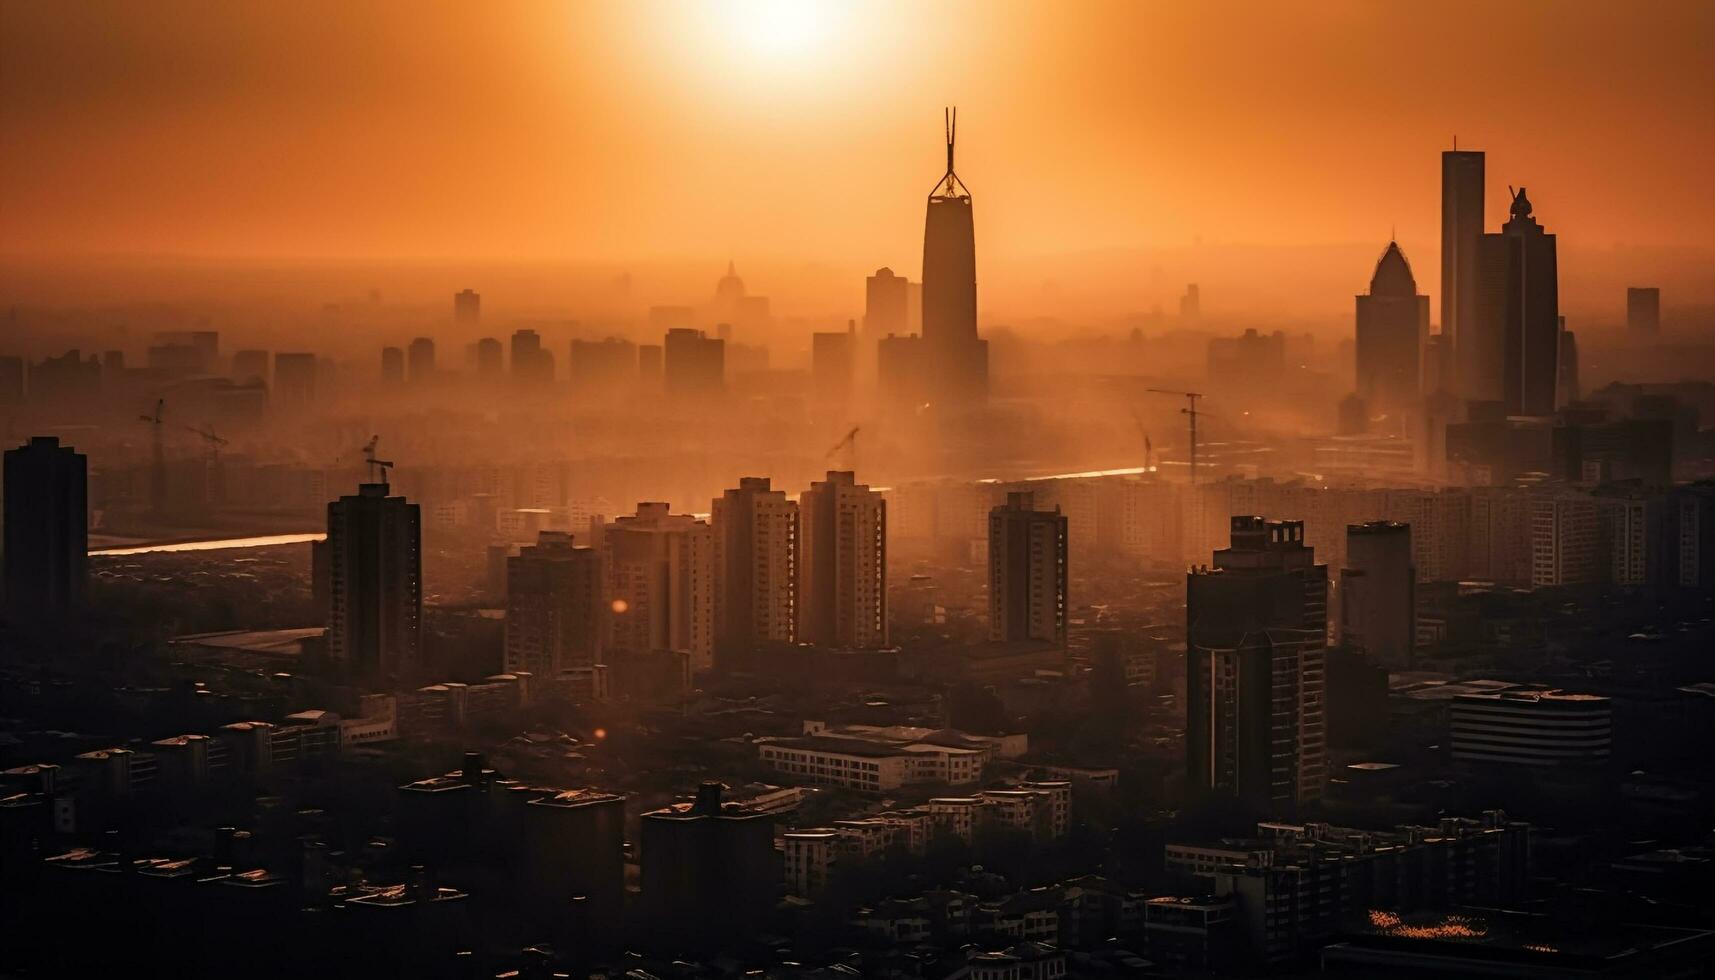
<box><xmin>1354</xmin><ymin>239</ymin><xmax>1430</xmax><ymax>425</ymax></box>
<box><xmin>1369</xmin><ymin>240</ymin><xmax>1418</xmax><ymax>297</ymax></box>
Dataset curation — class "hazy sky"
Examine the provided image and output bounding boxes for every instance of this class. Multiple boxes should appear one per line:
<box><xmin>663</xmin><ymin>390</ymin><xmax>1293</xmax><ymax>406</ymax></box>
<box><xmin>3</xmin><ymin>1</ymin><xmax>1712</xmax><ymax>317</ymax></box>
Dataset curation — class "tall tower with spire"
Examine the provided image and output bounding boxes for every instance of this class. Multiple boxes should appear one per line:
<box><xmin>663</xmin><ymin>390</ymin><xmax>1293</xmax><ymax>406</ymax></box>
<box><xmin>1354</xmin><ymin>240</ymin><xmax>1430</xmax><ymax>424</ymax></box>
<box><xmin>921</xmin><ymin>108</ymin><xmax>988</xmax><ymax>404</ymax></box>
<box><xmin>1474</xmin><ymin>187</ymin><xmax>1560</xmax><ymax>416</ymax></box>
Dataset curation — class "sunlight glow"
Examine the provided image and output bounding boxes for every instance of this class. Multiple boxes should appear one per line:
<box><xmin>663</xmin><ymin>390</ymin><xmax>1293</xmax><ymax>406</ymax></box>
<box><xmin>730</xmin><ymin>0</ymin><xmax>835</xmax><ymax>56</ymax></box>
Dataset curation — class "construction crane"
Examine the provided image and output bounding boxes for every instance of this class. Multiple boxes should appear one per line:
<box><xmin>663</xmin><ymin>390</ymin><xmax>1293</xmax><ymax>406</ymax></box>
<box><xmin>1146</xmin><ymin>388</ymin><xmax>1204</xmax><ymax>485</ymax></box>
<box><xmin>183</xmin><ymin>424</ymin><xmax>228</xmax><ymax>462</ymax></box>
<box><xmin>361</xmin><ymin>434</ymin><xmax>395</xmax><ymax>484</ymax></box>
<box><xmin>826</xmin><ymin>426</ymin><xmax>860</xmax><ymax>472</ymax></box>
<box><xmin>138</xmin><ymin>398</ymin><xmax>167</xmax><ymax>515</ymax></box>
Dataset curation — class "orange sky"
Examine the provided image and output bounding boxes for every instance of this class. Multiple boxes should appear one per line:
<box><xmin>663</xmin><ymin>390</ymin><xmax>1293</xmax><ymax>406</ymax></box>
<box><xmin>3</xmin><ymin>1</ymin><xmax>1712</xmax><ymax>318</ymax></box>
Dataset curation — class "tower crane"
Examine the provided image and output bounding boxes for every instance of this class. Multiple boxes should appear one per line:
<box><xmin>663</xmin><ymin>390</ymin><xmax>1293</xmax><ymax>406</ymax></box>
<box><xmin>826</xmin><ymin>426</ymin><xmax>860</xmax><ymax>472</ymax></box>
<box><xmin>361</xmin><ymin>434</ymin><xmax>395</xmax><ymax>484</ymax></box>
<box><xmin>1127</xmin><ymin>407</ymin><xmax>1155</xmax><ymax>473</ymax></box>
<box><xmin>1146</xmin><ymin>388</ymin><xmax>1204</xmax><ymax>485</ymax></box>
<box><xmin>183</xmin><ymin>424</ymin><xmax>228</xmax><ymax>463</ymax></box>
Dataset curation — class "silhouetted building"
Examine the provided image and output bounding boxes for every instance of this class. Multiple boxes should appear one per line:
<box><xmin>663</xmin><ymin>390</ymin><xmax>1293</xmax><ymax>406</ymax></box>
<box><xmin>864</xmin><ymin>267</ymin><xmax>910</xmax><ymax>361</ymax></box>
<box><xmin>327</xmin><ymin>481</ymin><xmax>423</xmax><ymax>679</ymax></box>
<box><xmin>1339</xmin><ymin>521</ymin><xmax>1414</xmax><ymax>667</ymax></box>
<box><xmin>877</xmin><ymin>333</ymin><xmax>927</xmax><ymax>406</ymax></box>
<box><xmin>641</xmin><ymin>782</ymin><xmax>776</xmax><ymax>949</ymax></box>
<box><xmin>811</xmin><ymin>326</ymin><xmax>856</xmax><ymax>404</ymax></box>
<box><xmin>604</xmin><ymin>503</ymin><xmax>713</xmax><ymax>675</ymax></box>
<box><xmin>1626</xmin><ymin>286</ymin><xmax>1660</xmax><ymax>334</ymax></box>
<box><xmin>475</xmin><ymin>337</ymin><xmax>503</xmax><ymax>377</ymax></box>
<box><xmin>1181</xmin><ymin>283</ymin><xmax>1202</xmax><ymax>321</ymax></box>
<box><xmin>1187</xmin><ymin>517</ymin><xmax>1328</xmax><ymax>808</ymax></box>
<box><xmin>1208</xmin><ymin>329</ymin><xmax>1286</xmax><ymax>386</ymax></box>
<box><xmin>1660</xmin><ymin>481</ymin><xmax>1715</xmax><ymax>590</ymax></box>
<box><xmin>1354</xmin><ymin>241</ymin><xmax>1429</xmax><ymax>422</ymax></box>
<box><xmin>712</xmin><ymin>477</ymin><xmax>798</xmax><ymax>667</ymax></box>
<box><xmin>1441</xmin><ymin>148</ymin><xmax>1485</xmax><ymax>398</ymax></box>
<box><xmin>273</xmin><ymin>352</ymin><xmax>317</xmax><ymax>406</ymax></box>
<box><xmin>511</xmin><ymin>329</ymin><xmax>553</xmax><ymax>386</ymax></box>
<box><xmin>569</xmin><ymin>337</ymin><xmax>636</xmax><ymax>395</ymax></box>
<box><xmin>407</xmin><ymin>337</ymin><xmax>436</xmax><ymax>383</ymax></box>
<box><xmin>1557</xmin><ymin>319</ymin><xmax>1579</xmax><ymax>406</ymax></box>
<box><xmin>4</xmin><ymin>436</ymin><xmax>87</xmax><ymax>614</ymax></box>
<box><xmin>1451</xmin><ymin>690</ymin><xmax>1611</xmax><ymax>767</ymax></box>
<box><xmin>921</xmin><ymin>109</ymin><xmax>988</xmax><ymax>403</ymax></box>
<box><xmin>663</xmin><ymin>328</ymin><xmax>724</xmax><ymax>399</ymax></box>
<box><xmin>453</xmin><ymin>288</ymin><xmax>480</xmax><ymax>325</ymax></box>
<box><xmin>505</xmin><ymin>531</ymin><xmax>604</xmax><ymax>683</ymax></box>
<box><xmin>799</xmin><ymin>470</ymin><xmax>887</xmax><ymax>649</ymax></box>
<box><xmin>380</xmin><ymin>346</ymin><xmax>405</xmax><ymax>384</ymax></box>
<box><xmin>987</xmin><ymin>491</ymin><xmax>1068</xmax><ymax>647</ymax></box>
<box><xmin>1474</xmin><ymin>187</ymin><xmax>1559</xmax><ymax>416</ymax></box>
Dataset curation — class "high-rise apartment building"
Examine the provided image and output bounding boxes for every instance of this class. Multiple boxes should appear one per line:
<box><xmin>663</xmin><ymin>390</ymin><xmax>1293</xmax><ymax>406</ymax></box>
<box><xmin>1339</xmin><ymin>521</ymin><xmax>1415</xmax><ymax>667</ymax></box>
<box><xmin>505</xmin><ymin>531</ymin><xmax>604</xmax><ymax>681</ymax></box>
<box><xmin>1186</xmin><ymin>517</ymin><xmax>1328</xmax><ymax>808</ymax></box>
<box><xmin>798</xmin><ymin>470</ymin><xmax>887</xmax><ymax>649</ymax></box>
<box><xmin>811</xmin><ymin>328</ymin><xmax>856</xmax><ymax>404</ymax></box>
<box><xmin>511</xmin><ymin>328</ymin><xmax>553</xmax><ymax>386</ymax></box>
<box><xmin>712</xmin><ymin>477</ymin><xmax>798</xmax><ymax>666</ymax></box>
<box><xmin>1626</xmin><ymin>286</ymin><xmax>1660</xmax><ymax>334</ymax></box>
<box><xmin>1354</xmin><ymin>241</ymin><xmax>1429</xmax><ymax>421</ymax></box>
<box><xmin>380</xmin><ymin>346</ymin><xmax>405</xmax><ymax>384</ymax></box>
<box><xmin>326</xmin><ymin>480</ymin><xmax>423</xmax><ymax>679</ymax></box>
<box><xmin>3</xmin><ymin>436</ymin><xmax>88</xmax><ymax>614</ymax></box>
<box><xmin>273</xmin><ymin>352</ymin><xmax>318</xmax><ymax>406</ymax></box>
<box><xmin>603</xmin><ymin>503</ymin><xmax>714</xmax><ymax>673</ymax></box>
<box><xmin>1441</xmin><ymin>148</ymin><xmax>1485</xmax><ymax>399</ymax></box>
<box><xmin>407</xmin><ymin>337</ymin><xmax>436</xmax><ymax>383</ymax></box>
<box><xmin>987</xmin><ymin>491</ymin><xmax>1068</xmax><ymax>647</ymax></box>
<box><xmin>663</xmin><ymin>328</ymin><xmax>724</xmax><ymax>398</ymax></box>
<box><xmin>1529</xmin><ymin>489</ymin><xmax>1601</xmax><ymax>588</ymax></box>
<box><xmin>1474</xmin><ymin>188</ymin><xmax>1560</xmax><ymax>416</ymax></box>
<box><xmin>921</xmin><ymin>109</ymin><xmax>988</xmax><ymax>403</ymax></box>
<box><xmin>475</xmin><ymin>337</ymin><xmax>504</xmax><ymax>377</ymax></box>
<box><xmin>453</xmin><ymin>288</ymin><xmax>480</xmax><ymax>325</ymax></box>
<box><xmin>864</xmin><ymin>267</ymin><xmax>910</xmax><ymax>363</ymax></box>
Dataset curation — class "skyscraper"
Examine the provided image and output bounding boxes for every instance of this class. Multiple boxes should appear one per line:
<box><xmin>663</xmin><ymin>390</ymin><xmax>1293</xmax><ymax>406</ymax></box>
<box><xmin>505</xmin><ymin>531</ymin><xmax>604</xmax><ymax>683</ymax></box>
<box><xmin>511</xmin><ymin>328</ymin><xmax>552</xmax><ymax>386</ymax></box>
<box><xmin>603</xmin><ymin>503</ymin><xmax>714</xmax><ymax>673</ymax></box>
<box><xmin>1339</xmin><ymin>521</ymin><xmax>1415</xmax><ymax>668</ymax></box>
<box><xmin>810</xmin><ymin>327</ymin><xmax>855</xmax><ymax>404</ymax></box>
<box><xmin>3</xmin><ymin>436</ymin><xmax>87</xmax><ymax>614</ymax></box>
<box><xmin>798</xmin><ymin>470</ymin><xmax>887</xmax><ymax>649</ymax></box>
<box><xmin>1475</xmin><ymin>187</ymin><xmax>1560</xmax><ymax>416</ymax></box>
<box><xmin>273</xmin><ymin>352</ymin><xmax>318</xmax><ymax>407</ymax></box>
<box><xmin>380</xmin><ymin>346</ymin><xmax>405</xmax><ymax>384</ymax></box>
<box><xmin>1354</xmin><ymin>241</ymin><xmax>1429</xmax><ymax>422</ymax></box>
<box><xmin>1441</xmin><ymin>148</ymin><xmax>1485</xmax><ymax>399</ymax></box>
<box><xmin>712</xmin><ymin>477</ymin><xmax>798</xmax><ymax>666</ymax></box>
<box><xmin>407</xmin><ymin>337</ymin><xmax>436</xmax><ymax>383</ymax></box>
<box><xmin>475</xmin><ymin>337</ymin><xmax>504</xmax><ymax>377</ymax></box>
<box><xmin>453</xmin><ymin>288</ymin><xmax>480</xmax><ymax>325</ymax></box>
<box><xmin>1186</xmin><ymin>516</ymin><xmax>1328</xmax><ymax>808</ymax></box>
<box><xmin>663</xmin><ymin>328</ymin><xmax>724</xmax><ymax>398</ymax></box>
<box><xmin>326</xmin><ymin>480</ymin><xmax>423</xmax><ymax>679</ymax></box>
<box><xmin>987</xmin><ymin>491</ymin><xmax>1068</xmax><ymax>647</ymax></box>
<box><xmin>1626</xmin><ymin>286</ymin><xmax>1660</xmax><ymax>334</ymax></box>
<box><xmin>864</xmin><ymin>267</ymin><xmax>909</xmax><ymax>350</ymax></box>
<box><xmin>921</xmin><ymin>108</ymin><xmax>988</xmax><ymax>403</ymax></box>
<box><xmin>1558</xmin><ymin>319</ymin><xmax>1580</xmax><ymax>406</ymax></box>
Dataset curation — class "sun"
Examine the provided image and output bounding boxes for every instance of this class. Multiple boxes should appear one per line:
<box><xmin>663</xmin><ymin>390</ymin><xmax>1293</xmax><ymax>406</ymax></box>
<box><xmin>732</xmin><ymin>0</ymin><xmax>836</xmax><ymax>57</ymax></box>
